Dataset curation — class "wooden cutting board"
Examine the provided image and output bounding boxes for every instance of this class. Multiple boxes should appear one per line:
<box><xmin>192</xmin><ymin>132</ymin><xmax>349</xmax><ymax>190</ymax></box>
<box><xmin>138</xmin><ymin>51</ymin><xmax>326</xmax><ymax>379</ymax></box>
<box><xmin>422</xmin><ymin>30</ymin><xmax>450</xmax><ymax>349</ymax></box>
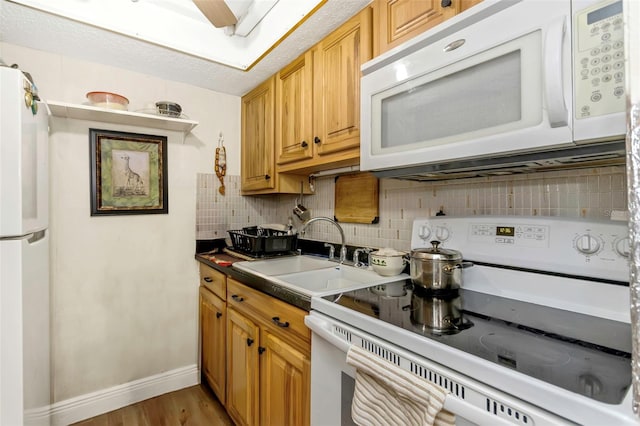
<box><xmin>334</xmin><ymin>172</ymin><xmax>379</xmax><ymax>224</ymax></box>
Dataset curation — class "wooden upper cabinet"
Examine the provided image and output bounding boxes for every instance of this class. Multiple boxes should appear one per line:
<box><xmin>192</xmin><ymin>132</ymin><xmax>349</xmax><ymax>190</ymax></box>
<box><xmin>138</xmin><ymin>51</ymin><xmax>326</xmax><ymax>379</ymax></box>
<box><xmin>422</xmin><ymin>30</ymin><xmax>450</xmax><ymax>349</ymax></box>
<box><xmin>373</xmin><ymin>0</ymin><xmax>482</xmax><ymax>56</ymax></box>
<box><xmin>459</xmin><ymin>0</ymin><xmax>483</xmax><ymax>13</ymax></box>
<box><xmin>313</xmin><ymin>6</ymin><xmax>372</xmax><ymax>157</ymax></box>
<box><xmin>276</xmin><ymin>6</ymin><xmax>372</xmax><ymax>174</ymax></box>
<box><xmin>241</xmin><ymin>76</ymin><xmax>275</xmax><ymax>192</ymax></box>
<box><xmin>275</xmin><ymin>52</ymin><xmax>314</xmax><ymax>165</ymax></box>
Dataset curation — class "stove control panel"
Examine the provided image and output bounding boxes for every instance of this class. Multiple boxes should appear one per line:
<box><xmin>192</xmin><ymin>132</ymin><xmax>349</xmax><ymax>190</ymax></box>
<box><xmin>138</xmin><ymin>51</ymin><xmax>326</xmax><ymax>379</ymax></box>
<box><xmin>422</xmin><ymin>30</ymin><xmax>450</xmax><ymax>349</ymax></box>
<box><xmin>411</xmin><ymin>216</ymin><xmax>629</xmax><ymax>282</ymax></box>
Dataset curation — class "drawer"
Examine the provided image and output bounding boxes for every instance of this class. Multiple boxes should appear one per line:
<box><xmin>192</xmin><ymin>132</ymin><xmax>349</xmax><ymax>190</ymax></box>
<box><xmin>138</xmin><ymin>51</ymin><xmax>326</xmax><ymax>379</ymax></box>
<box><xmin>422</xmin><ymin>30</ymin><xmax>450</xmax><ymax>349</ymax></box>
<box><xmin>227</xmin><ymin>278</ymin><xmax>310</xmax><ymax>344</ymax></box>
<box><xmin>199</xmin><ymin>263</ymin><xmax>226</xmax><ymax>300</ymax></box>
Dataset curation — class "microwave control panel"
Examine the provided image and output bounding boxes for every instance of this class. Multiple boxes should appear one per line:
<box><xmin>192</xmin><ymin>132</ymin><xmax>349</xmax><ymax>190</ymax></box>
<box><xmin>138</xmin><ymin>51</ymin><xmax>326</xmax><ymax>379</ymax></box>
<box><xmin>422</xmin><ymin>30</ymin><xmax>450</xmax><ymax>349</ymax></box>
<box><xmin>574</xmin><ymin>0</ymin><xmax>625</xmax><ymax>119</ymax></box>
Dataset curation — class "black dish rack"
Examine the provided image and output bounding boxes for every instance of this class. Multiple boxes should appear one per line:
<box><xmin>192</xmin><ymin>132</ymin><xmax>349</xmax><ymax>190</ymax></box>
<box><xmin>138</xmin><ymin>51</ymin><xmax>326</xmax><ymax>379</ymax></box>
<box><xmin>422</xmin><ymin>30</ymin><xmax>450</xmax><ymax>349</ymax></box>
<box><xmin>227</xmin><ymin>227</ymin><xmax>297</xmax><ymax>256</ymax></box>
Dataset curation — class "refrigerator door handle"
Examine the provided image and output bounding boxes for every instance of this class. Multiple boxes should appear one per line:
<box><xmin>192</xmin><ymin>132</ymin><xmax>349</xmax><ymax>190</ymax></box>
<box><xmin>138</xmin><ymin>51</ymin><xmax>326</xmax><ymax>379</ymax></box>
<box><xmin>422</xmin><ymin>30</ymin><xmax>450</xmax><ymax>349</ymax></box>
<box><xmin>27</xmin><ymin>230</ymin><xmax>46</xmax><ymax>244</ymax></box>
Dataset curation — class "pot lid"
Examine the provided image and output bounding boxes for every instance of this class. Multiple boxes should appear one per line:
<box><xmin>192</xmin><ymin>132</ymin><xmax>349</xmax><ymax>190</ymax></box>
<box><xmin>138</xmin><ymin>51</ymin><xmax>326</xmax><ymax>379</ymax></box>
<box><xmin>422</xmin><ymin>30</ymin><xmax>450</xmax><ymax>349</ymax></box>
<box><xmin>411</xmin><ymin>240</ymin><xmax>462</xmax><ymax>261</ymax></box>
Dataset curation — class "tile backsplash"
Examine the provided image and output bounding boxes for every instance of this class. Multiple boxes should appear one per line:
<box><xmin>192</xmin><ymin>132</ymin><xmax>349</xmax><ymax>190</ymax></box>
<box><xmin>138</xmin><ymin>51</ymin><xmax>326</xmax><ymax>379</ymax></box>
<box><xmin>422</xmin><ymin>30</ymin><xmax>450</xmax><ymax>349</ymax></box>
<box><xmin>196</xmin><ymin>166</ymin><xmax>627</xmax><ymax>251</ymax></box>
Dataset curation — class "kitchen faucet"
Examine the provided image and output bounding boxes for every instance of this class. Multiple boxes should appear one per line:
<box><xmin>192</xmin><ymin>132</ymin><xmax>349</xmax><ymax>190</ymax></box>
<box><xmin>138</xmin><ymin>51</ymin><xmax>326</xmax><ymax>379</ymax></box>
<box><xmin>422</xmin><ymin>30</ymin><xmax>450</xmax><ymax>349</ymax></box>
<box><xmin>299</xmin><ymin>217</ymin><xmax>347</xmax><ymax>264</ymax></box>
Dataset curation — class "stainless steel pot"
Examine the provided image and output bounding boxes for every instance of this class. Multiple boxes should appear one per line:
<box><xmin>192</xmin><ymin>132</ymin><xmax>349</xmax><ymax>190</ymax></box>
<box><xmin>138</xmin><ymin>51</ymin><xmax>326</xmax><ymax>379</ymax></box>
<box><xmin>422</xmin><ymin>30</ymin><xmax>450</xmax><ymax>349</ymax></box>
<box><xmin>410</xmin><ymin>241</ymin><xmax>473</xmax><ymax>290</ymax></box>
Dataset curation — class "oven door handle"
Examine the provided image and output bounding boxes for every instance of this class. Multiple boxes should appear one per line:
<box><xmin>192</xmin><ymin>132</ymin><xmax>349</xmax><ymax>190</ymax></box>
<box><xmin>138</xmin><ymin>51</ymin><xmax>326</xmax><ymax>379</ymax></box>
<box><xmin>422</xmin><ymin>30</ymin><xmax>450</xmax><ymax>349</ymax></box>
<box><xmin>304</xmin><ymin>314</ymin><xmax>352</xmax><ymax>353</ymax></box>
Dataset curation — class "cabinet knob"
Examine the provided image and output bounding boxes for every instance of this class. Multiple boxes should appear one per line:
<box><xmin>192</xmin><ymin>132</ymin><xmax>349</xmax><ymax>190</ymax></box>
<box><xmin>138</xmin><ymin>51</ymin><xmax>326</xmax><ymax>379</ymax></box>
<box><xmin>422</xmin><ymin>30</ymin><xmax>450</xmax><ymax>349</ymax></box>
<box><xmin>247</xmin><ymin>338</ymin><xmax>254</xmax><ymax>347</ymax></box>
<box><xmin>301</xmin><ymin>140</ymin><xmax>308</xmax><ymax>148</ymax></box>
<box><xmin>265</xmin><ymin>174</ymin><xmax>271</xmax><ymax>180</ymax></box>
<box><xmin>441</xmin><ymin>0</ymin><xmax>452</xmax><ymax>7</ymax></box>
<box><xmin>231</xmin><ymin>294</ymin><xmax>245</xmax><ymax>302</ymax></box>
<box><xmin>258</xmin><ymin>346</ymin><xmax>266</xmax><ymax>355</ymax></box>
<box><xmin>314</xmin><ymin>136</ymin><xmax>321</xmax><ymax>144</ymax></box>
<box><xmin>272</xmin><ymin>316</ymin><xmax>290</xmax><ymax>328</ymax></box>
<box><xmin>216</xmin><ymin>312</ymin><xmax>222</xmax><ymax>319</ymax></box>
<box><xmin>203</xmin><ymin>277</ymin><xmax>213</xmax><ymax>283</ymax></box>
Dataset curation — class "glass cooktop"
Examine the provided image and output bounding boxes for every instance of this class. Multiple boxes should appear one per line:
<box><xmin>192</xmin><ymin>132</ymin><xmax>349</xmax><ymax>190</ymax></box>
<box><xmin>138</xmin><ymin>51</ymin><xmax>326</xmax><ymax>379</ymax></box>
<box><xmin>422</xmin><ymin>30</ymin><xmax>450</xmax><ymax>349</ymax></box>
<box><xmin>322</xmin><ymin>281</ymin><xmax>632</xmax><ymax>404</ymax></box>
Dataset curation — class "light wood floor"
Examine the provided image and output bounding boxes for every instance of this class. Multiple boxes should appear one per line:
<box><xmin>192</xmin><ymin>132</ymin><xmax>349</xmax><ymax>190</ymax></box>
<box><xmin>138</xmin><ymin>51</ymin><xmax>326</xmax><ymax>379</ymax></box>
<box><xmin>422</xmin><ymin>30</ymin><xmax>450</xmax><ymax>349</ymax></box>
<box><xmin>71</xmin><ymin>384</ymin><xmax>234</xmax><ymax>426</ymax></box>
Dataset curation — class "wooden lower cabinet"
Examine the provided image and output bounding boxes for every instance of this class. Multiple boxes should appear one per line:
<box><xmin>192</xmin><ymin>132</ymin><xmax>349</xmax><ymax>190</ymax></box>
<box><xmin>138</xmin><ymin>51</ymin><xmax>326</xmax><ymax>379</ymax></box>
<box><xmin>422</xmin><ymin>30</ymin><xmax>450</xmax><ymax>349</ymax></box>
<box><xmin>199</xmin><ymin>285</ymin><xmax>227</xmax><ymax>405</ymax></box>
<box><xmin>199</xmin><ymin>267</ymin><xmax>311</xmax><ymax>426</ymax></box>
<box><xmin>259</xmin><ymin>330</ymin><xmax>310</xmax><ymax>426</ymax></box>
<box><xmin>226</xmin><ymin>307</ymin><xmax>260</xmax><ymax>426</ymax></box>
<box><xmin>226</xmin><ymin>278</ymin><xmax>311</xmax><ymax>426</ymax></box>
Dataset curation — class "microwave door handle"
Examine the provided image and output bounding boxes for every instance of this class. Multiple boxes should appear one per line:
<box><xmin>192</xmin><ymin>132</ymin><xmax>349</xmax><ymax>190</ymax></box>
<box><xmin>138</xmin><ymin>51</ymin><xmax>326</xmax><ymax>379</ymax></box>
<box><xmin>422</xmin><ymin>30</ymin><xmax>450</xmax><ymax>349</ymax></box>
<box><xmin>544</xmin><ymin>16</ymin><xmax>568</xmax><ymax>128</ymax></box>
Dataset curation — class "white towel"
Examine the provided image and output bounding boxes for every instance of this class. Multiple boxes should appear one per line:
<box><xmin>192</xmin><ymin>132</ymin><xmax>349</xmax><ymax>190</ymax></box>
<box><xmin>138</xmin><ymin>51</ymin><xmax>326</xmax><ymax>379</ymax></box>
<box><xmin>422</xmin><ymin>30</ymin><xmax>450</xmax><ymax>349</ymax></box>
<box><xmin>346</xmin><ymin>345</ymin><xmax>456</xmax><ymax>426</ymax></box>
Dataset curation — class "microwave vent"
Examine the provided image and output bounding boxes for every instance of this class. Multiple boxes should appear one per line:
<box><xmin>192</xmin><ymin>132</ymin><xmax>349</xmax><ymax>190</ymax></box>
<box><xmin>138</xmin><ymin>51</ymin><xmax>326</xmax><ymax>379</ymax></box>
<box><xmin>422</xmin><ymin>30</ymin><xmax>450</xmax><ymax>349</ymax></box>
<box><xmin>374</xmin><ymin>140</ymin><xmax>626</xmax><ymax>182</ymax></box>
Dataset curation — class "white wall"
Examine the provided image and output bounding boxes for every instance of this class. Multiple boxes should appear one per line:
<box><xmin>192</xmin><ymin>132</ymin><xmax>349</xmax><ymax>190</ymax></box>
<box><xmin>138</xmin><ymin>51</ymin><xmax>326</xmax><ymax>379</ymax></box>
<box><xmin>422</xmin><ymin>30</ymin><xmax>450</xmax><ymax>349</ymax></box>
<box><xmin>1</xmin><ymin>42</ymin><xmax>241</xmax><ymax>403</ymax></box>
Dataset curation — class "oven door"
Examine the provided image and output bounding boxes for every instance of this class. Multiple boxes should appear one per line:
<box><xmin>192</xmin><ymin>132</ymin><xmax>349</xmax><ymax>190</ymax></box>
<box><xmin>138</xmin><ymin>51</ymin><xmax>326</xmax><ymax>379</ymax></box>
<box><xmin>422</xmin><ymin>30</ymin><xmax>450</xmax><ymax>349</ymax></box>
<box><xmin>305</xmin><ymin>312</ymin><xmax>541</xmax><ymax>426</ymax></box>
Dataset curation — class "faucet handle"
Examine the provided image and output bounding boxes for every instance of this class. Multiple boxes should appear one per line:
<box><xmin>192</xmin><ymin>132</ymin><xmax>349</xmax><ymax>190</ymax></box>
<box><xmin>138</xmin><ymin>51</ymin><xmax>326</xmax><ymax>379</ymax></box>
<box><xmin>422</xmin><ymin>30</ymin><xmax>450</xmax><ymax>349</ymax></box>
<box><xmin>340</xmin><ymin>245</ymin><xmax>348</xmax><ymax>264</ymax></box>
<box><xmin>324</xmin><ymin>242</ymin><xmax>335</xmax><ymax>260</ymax></box>
<box><xmin>353</xmin><ymin>247</ymin><xmax>373</xmax><ymax>268</ymax></box>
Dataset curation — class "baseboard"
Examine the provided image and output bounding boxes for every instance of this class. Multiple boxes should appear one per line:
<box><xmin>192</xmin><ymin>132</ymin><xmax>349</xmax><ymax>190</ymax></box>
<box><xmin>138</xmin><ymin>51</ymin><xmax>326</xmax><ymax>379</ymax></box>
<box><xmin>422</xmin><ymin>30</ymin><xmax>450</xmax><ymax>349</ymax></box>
<box><xmin>49</xmin><ymin>364</ymin><xmax>199</xmax><ymax>426</ymax></box>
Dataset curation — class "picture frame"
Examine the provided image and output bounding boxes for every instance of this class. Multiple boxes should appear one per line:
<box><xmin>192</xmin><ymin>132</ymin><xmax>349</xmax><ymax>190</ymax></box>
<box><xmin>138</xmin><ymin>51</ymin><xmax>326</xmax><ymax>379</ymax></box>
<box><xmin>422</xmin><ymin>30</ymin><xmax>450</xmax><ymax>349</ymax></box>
<box><xmin>89</xmin><ymin>128</ymin><xmax>168</xmax><ymax>216</ymax></box>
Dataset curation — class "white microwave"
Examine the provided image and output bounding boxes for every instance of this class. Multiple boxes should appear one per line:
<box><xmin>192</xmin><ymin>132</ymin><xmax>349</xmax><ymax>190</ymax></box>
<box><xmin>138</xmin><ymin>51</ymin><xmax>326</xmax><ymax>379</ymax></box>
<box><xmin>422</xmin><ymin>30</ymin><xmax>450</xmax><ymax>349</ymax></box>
<box><xmin>360</xmin><ymin>0</ymin><xmax>626</xmax><ymax>179</ymax></box>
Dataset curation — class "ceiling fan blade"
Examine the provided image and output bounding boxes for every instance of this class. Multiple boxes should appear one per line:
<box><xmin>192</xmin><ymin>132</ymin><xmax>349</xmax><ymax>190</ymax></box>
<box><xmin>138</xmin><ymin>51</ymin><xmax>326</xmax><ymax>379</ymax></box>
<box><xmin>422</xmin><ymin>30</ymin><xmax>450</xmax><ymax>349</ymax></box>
<box><xmin>193</xmin><ymin>0</ymin><xmax>238</xmax><ymax>28</ymax></box>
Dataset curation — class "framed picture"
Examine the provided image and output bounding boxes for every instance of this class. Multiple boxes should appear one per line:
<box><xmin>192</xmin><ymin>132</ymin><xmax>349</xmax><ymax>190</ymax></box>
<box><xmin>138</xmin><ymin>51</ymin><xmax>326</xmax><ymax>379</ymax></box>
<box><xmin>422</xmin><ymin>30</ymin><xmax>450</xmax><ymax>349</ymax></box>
<box><xmin>89</xmin><ymin>128</ymin><xmax>168</xmax><ymax>215</ymax></box>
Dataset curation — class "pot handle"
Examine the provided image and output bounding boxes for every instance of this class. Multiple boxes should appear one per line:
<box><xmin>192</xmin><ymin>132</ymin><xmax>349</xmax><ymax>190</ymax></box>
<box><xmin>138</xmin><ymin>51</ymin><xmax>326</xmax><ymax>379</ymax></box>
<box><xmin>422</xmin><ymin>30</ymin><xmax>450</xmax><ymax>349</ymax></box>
<box><xmin>443</xmin><ymin>261</ymin><xmax>474</xmax><ymax>273</ymax></box>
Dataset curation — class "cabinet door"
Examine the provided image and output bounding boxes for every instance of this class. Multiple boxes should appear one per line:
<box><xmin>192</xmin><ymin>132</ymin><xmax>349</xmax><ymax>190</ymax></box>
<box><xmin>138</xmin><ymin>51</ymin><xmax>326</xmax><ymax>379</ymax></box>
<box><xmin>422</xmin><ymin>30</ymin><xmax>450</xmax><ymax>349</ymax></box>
<box><xmin>199</xmin><ymin>287</ymin><xmax>226</xmax><ymax>405</ymax></box>
<box><xmin>241</xmin><ymin>76</ymin><xmax>275</xmax><ymax>191</ymax></box>
<box><xmin>373</xmin><ymin>0</ymin><xmax>457</xmax><ymax>56</ymax></box>
<box><xmin>276</xmin><ymin>51</ymin><xmax>314</xmax><ymax>165</ymax></box>
<box><xmin>226</xmin><ymin>308</ymin><xmax>260</xmax><ymax>426</ymax></box>
<box><xmin>259</xmin><ymin>330</ymin><xmax>310</xmax><ymax>426</ymax></box>
<box><xmin>460</xmin><ymin>0</ymin><xmax>483</xmax><ymax>13</ymax></box>
<box><xmin>313</xmin><ymin>7</ymin><xmax>372</xmax><ymax>157</ymax></box>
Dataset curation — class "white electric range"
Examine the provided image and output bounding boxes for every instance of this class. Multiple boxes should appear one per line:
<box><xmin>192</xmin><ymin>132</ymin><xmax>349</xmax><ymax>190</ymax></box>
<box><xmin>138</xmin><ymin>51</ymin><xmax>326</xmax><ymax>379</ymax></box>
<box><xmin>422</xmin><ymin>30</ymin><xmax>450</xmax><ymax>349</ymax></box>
<box><xmin>305</xmin><ymin>215</ymin><xmax>633</xmax><ymax>425</ymax></box>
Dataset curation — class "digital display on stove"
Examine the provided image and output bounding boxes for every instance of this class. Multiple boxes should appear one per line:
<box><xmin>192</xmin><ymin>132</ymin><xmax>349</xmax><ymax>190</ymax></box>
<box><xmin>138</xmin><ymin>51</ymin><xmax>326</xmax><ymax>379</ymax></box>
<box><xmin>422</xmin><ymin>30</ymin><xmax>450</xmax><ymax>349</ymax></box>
<box><xmin>496</xmin><ymin>226</ymin><xmax>515</xmax><ymax>237</ymax></box>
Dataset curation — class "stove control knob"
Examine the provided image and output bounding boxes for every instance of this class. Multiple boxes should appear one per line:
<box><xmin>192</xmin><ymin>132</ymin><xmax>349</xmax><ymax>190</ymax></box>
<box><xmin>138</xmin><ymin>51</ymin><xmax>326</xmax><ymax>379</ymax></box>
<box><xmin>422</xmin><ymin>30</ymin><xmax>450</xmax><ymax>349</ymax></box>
<box><xmin>418</xmin><ymin>225</ymin><xmax>432</xmax><ymax>241</ymax></box>
<box><xmin>575</xmin><ymin>234</ymin><xmax>601</xmax><ymax>255</ymax></box>
<box><xmin>434</xmin><ymin>226</ymin><xmax>450</xmax><ymax>241</ymax></box>
<box><xmin>614</xmin><ymin>237</ymin><xmax>630</xmax><ymax>258</ymax></box>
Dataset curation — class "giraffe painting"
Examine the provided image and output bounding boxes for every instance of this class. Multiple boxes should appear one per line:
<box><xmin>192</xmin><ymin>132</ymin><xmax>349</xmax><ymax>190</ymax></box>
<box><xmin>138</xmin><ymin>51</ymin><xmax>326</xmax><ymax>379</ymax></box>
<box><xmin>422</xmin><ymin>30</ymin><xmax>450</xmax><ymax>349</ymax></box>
<box><xmin>112</xmin><ymin>150</ymin><xmax>149</xmax><ymax>197</ymax></box>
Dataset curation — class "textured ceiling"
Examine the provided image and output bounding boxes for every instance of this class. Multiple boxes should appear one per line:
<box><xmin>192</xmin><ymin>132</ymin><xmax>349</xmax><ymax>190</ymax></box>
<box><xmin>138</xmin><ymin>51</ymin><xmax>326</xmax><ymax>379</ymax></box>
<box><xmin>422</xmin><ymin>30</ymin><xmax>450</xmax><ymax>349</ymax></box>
<box><xmin>0</xmin><ymin>0</ymin><xmax>371</xmax><ymax>96</ymax></box>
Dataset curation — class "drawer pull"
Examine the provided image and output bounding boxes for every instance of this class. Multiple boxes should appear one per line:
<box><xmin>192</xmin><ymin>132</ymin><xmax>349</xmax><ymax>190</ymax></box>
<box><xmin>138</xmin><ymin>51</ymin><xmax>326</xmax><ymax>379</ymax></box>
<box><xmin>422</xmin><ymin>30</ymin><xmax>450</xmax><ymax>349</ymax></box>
<box><xmin>272</xmin><ymin>316</ymin><xmax>290</xmax><ymax>328</ymax></box>
<box><xmin>247</xmin><ymin>338</ymin><xmax>254</xmax><ymax>347</ymax></box>
<box><xmin>216</xmin><ymin>312</ymin><xmax>222</xmax><ymax>319</ymax></box>
<box><xmin>231</xmin><ymin>294</ymin><xmax>245</xmax><ymax>302</ymax></box>
<box><xmin>203</xmin><ymin>277</ymin><xmax>213</xmax><ymax>283</ymax></box>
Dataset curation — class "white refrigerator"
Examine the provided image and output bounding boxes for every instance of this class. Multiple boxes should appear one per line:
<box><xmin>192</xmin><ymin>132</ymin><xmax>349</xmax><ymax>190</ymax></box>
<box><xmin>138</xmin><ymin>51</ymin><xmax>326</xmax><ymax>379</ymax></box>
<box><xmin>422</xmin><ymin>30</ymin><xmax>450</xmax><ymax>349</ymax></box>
<box><xmin>0</xmin><ymin>66</ymin><xmax>50</xmax><ymax>425</ymax></box>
